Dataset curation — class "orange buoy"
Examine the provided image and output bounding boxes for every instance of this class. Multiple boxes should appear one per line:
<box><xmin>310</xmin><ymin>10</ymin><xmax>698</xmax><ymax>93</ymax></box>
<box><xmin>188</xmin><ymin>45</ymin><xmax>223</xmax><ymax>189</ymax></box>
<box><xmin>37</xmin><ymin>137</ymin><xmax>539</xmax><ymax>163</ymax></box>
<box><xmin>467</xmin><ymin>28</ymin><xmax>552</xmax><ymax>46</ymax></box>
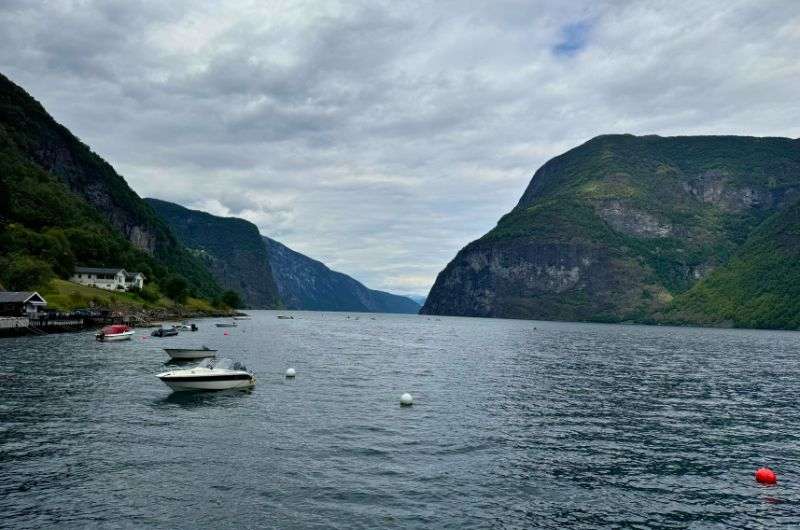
<box><xmin>755</xmin><ymin>467</ymin><xmax>777</xmax><ymax>484</ymax></box>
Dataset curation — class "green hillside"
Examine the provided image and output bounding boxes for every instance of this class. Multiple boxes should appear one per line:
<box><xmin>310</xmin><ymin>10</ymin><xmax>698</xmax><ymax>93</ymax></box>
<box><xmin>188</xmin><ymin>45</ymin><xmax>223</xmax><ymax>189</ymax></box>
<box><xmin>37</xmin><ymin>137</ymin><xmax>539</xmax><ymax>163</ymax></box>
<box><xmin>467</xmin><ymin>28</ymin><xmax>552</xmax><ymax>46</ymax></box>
<box><xmin>662</xmin><ymin>199</ymin><xmax>800</xmax><ymax>329</ymax></box>
<box><xmin>0</xmin><ymin>72</ymin><xmax>222</xmax><ymax>300</ymax></box>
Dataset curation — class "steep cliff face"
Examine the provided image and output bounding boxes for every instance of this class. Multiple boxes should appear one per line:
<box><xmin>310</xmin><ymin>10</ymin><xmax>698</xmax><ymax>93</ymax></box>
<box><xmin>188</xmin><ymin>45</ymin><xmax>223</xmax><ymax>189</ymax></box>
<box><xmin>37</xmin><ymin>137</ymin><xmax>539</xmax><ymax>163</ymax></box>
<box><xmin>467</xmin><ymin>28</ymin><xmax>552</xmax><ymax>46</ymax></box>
<box><xmin>0</xmin><ymin>73</ymin><xmax>164</xmax><ymax>254</ymax></box>
<box><xmin>265</xmin><ymin>237</ymin><xmax>421</xmax><ymax>314</ymax></box>
<box><xmin>423</xmin><ymin>135</ymin><xmax>800</xmax><ymax>326</ymax></box>
<box><xmin>146</xmin><ymin>199</ymin><xmax>282</xmax><ymax>309</ymax></box>
<box><xmin>0</xmin><ymin>72</ymin><xmax>221</xmax><ymax>296</ymax></box>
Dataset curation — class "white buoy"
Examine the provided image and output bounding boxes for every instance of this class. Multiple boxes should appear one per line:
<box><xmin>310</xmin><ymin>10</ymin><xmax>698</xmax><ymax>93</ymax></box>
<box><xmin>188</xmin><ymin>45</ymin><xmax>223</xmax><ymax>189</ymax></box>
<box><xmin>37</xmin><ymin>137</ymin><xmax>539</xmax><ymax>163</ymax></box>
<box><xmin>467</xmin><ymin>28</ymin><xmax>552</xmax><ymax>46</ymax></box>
<box><xmin>285</xmin><ymin>367</ymin><xmax>296</xmax><ymax>378</ymax></box>
<box><xmin>400</xmin><ymin>392</ymin><xmax>413</xmax><ymax>406</ymax></box>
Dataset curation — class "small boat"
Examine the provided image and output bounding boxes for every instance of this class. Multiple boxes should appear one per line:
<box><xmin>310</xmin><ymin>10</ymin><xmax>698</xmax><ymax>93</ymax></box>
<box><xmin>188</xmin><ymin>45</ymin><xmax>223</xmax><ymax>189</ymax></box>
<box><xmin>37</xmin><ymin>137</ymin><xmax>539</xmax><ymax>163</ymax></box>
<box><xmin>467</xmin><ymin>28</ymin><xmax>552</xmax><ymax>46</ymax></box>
<box><xmin>215</xmin><ymin>321</ymin><xmax>238</xmax><ymax>328</ymax></box>
<box><xmin>96</xmin><ymin>324</ymin><xmax>134</xmax><ymax>342</ymax></box>
<box><xmin>277</xmin><ymin>315</ymin><xmax>294</xmax><ymax>320</ymax></box>
<box><xmin>233</xmin><ymin>315</ymin><xmax>251</xmax><ymax>320</ymax></box>
<box><xmin>156</xmin><ymin>358</ymin><xmax>255</xmax><ymax>391</ymax></box>
<box><xmin>151</xmin><ymin>325</ymin><xmax>179</xmax><ymax>337</ymax></box>
<box><xmin>175</xmin><ymin>322</ymin><xmax>198</xmax><ymax>331</ymax></box>
<box><xmin>164</xmin><ymin>346</ymin><xmax>217</xmax><ymax>360</ymax></box>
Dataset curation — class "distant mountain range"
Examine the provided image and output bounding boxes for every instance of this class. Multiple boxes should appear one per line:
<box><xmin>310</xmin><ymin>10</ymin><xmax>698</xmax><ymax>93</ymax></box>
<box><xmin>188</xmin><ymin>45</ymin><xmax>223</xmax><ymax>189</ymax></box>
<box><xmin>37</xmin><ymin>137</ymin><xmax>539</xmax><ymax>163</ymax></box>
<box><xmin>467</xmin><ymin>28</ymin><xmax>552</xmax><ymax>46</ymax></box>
<box><xmin>264</xmin><ymin>237</ymin><xmax>420</xmax><ymax>313</ymax></box>
<box><xmin>423</xmin><ymin>134</ymin><xmax>800</xmax><ymax>329</ymax></box>
<box><xmin>6</xmin><ymin>68</ymin><xmax>800</xmax><ymax>328</ymax></box>
<box><xmin>147</xmin><ymin>198</ymin><xmax>420</xmax><ymax>313</ymax></box>
<box><xmin>408</xmin><ymin>295</ymin><xmax>427</xmax><ymax>306</ymax></box>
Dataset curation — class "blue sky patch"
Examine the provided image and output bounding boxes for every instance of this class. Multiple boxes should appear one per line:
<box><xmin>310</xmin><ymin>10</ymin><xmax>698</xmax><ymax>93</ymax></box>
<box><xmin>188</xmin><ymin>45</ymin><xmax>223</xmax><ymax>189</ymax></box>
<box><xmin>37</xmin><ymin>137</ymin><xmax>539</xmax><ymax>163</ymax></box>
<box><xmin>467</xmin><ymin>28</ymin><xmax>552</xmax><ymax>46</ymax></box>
<box><xmin>553</xmin><ymin>21</ymin><xmax>591</xmax><ymax>57</ymax></box>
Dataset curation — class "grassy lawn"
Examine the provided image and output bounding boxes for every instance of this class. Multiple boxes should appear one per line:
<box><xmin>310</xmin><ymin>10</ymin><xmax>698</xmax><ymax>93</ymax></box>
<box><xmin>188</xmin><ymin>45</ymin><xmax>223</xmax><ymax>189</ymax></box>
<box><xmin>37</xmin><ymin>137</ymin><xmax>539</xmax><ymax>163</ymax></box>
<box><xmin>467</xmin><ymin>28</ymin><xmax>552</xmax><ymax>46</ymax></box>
<box><xmin>40</xmin><ymin>279</ymin><xmax>222</xmax><ymax>314</ymax></box>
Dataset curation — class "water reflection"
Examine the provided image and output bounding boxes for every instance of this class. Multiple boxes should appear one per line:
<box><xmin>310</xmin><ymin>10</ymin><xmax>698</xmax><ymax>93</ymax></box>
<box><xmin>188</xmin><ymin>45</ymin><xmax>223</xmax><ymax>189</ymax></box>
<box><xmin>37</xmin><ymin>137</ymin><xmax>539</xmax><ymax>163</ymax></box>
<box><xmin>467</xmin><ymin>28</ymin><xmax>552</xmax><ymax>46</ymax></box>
<box><xmin>153</xmin><ymin>388</ymin><xmax>255</xmax><ymax>409</ymax></box>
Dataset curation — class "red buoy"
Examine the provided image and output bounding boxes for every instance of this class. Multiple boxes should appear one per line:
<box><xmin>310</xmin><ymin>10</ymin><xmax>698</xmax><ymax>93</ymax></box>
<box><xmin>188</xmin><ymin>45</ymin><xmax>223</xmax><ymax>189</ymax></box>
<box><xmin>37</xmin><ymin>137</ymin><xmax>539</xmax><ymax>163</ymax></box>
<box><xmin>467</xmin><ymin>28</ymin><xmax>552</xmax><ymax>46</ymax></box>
<box><xmin>224</xmin><ymin>331</ymin><xmax>229</xmax><ymax>336</ymax></box>
<box><xmin>755</xmin><ymin>467</ymin><xmax>777</xmax><ymax>485</ymax></box>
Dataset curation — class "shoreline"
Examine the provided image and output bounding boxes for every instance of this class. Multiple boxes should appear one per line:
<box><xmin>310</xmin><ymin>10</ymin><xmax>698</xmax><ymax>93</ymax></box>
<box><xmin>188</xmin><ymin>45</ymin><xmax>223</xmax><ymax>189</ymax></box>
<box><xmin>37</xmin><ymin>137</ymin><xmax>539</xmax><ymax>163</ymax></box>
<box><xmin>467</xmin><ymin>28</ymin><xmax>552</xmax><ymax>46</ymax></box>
<box><xmin>0</xmin><ymin>306</ymin><xmax>241</xmax><ymax>338</ymax></box>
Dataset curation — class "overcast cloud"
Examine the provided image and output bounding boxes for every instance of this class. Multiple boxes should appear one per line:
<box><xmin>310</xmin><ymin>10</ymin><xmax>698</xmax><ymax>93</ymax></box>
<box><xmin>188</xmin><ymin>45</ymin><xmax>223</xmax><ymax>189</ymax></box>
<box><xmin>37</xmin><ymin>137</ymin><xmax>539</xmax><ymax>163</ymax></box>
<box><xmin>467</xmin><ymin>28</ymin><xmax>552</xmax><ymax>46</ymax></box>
<box><xmin>2</xmin><ymin>1</ymin><xmax>799</xmax><ymax>296</ymax></box>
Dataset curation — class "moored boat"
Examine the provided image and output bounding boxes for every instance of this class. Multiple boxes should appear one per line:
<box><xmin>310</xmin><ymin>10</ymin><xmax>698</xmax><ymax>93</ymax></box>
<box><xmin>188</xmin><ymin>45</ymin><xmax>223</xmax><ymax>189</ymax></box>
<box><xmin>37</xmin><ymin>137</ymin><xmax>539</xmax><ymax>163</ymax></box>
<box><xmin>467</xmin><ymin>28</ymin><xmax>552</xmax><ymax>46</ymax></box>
<box><xmin>215</xmin><ymin>321</ymin><xmax>238</xmax><ymax>328</ymax></box>
<box><xmin>175</xmin><ymin>322</ymin><xmax>199</xmax><ymax>331</ymax></box>
<box><xmin>233</xmin><ymin>315</ymin><xmax>251</xmax><ymax>320</ymax></box>
<box><xmin>95</xmin><ymin>324</ymin><xmax>134</xmax><ymax>342</ymax></box>
<box><xmin>152</xmin><ymin>325</ymin><xmax>179</xmax><ymax>337</ymax></box>
<box><xmin>164</xmin><ymin>346</ymin><xmax>217</xmax><ymax>360</ymax></box>
<box><xmin>156</xmin><ymin>358</ymin><xmax>255</xmax><ymax>391</ymax></box>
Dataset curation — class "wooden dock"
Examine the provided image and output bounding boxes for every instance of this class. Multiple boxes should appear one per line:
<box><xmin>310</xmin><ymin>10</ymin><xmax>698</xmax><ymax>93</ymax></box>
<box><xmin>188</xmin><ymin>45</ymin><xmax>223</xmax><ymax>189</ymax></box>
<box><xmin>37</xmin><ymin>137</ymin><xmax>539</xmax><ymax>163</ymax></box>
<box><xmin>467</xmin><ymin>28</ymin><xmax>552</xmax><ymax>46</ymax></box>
<box><xmin>0</xmin><ymin>315</ymin><xmax>86</xmax><ymax>337</ymax></box>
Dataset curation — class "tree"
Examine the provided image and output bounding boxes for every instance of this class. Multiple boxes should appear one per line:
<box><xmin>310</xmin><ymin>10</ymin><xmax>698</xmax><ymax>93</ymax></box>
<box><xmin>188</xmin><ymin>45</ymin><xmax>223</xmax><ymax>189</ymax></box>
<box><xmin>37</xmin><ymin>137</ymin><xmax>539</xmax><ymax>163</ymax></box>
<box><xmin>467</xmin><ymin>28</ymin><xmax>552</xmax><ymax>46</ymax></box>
<box><xmin>0</xmin><ymin>254</ymin><xmax>54</xmax><ymax>290</ymax></box>
<box><xmin>136</xmin><ymin>284</ymin><xmax>160</xmax><ymax>303</ymax></box>
<box><xmin>221</xmin><ymin>290</ymin><xmax>243</xmax><ymax>309</ymax></box>
<box><xmin>163</xmin><ymin>274</ymin><xmax>189</xmax><ymax>303</ymax></box>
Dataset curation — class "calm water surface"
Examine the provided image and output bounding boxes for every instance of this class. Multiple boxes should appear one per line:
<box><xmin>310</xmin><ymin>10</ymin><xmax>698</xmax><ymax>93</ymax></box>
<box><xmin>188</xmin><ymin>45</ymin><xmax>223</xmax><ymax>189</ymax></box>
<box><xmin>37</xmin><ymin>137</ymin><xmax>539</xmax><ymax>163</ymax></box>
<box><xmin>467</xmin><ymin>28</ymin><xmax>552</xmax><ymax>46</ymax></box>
<box><xmin>2</xmin><ymin>312</ymin><xmax>800</xmax><ymax>528</ymax></box>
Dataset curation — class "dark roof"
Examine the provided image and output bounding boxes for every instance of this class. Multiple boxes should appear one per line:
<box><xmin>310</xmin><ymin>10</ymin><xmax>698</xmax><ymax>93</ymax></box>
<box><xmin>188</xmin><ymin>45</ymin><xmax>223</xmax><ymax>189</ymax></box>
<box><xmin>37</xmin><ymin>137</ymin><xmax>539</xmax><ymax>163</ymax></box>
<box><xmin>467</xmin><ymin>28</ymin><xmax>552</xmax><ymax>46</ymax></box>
<box><xmin>74</xmin><ymin>267</ymin><xmax>126</xmax><ymax>274</ymax></box>
<box><xmin>0</xmin><ymin>291</ymin><xmax>46</xmax><ymax>304</ymax></box>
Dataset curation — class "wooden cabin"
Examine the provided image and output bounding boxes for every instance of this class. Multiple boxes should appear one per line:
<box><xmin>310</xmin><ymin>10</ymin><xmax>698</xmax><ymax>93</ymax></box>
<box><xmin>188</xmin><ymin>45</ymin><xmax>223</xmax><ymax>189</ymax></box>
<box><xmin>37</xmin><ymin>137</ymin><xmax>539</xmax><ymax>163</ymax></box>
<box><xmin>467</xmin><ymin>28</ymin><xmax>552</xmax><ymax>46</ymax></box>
<box><xmin>0</xmin><ymin>291</ymin><xmax>48</xmax><ymax>316</ymax></box>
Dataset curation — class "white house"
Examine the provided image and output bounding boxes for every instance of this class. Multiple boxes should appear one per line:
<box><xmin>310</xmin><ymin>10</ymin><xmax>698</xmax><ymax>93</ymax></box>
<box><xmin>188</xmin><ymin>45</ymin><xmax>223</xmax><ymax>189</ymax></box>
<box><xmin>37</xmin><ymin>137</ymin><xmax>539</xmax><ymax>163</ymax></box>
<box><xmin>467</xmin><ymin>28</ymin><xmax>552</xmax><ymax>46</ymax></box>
<box><xmin>71</xmin><ymin>267</ymin><xmax>145</xmax><ymax>291</ymax></box>
<box><xmin>125</xmin><ymin>271</ymin><xmax>146</xmax><ymax>290</ymax></box>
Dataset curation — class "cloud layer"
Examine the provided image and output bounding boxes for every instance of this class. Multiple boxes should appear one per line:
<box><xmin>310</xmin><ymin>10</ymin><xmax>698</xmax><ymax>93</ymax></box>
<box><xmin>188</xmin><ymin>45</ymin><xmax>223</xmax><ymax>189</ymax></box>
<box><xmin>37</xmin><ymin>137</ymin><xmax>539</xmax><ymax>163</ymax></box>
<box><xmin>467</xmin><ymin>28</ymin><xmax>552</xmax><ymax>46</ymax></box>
<box><xmin>2</xmin><ymin>1</ymin><xmax>799</xmax><ymax>295</ymax></box>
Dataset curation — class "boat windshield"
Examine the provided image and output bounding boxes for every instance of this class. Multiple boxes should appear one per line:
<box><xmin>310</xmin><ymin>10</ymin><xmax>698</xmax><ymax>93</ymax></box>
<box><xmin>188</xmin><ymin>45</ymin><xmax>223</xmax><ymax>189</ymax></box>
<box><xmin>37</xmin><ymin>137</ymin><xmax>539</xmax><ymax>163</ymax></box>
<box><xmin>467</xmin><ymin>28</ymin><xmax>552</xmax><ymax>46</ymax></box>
<box><xmin>199</xmin><ymin>358</ymin><xmax>248</xmax><ymax>372</ymax></box>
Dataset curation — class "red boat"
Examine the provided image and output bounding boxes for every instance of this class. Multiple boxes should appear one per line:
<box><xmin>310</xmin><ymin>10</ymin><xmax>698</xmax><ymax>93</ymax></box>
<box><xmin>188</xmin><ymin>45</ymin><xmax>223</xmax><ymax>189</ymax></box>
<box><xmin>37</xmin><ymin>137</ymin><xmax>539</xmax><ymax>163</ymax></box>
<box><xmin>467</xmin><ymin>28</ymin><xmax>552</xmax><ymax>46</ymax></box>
<box><xmin>95</xmin><ymin>324</ymin><xmax>135</xmax><ymax>342</ymax></box>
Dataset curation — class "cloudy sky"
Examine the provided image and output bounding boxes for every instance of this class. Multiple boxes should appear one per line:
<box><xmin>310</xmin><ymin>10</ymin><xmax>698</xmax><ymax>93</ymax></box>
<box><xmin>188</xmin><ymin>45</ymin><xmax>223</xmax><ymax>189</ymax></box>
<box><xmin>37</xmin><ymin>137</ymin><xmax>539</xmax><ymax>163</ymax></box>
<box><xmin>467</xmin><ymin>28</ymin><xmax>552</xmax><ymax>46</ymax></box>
<box><xmin>2</xmin><ymin>1</ymin><xmax>799</xmax><ymax>296</ymax></box>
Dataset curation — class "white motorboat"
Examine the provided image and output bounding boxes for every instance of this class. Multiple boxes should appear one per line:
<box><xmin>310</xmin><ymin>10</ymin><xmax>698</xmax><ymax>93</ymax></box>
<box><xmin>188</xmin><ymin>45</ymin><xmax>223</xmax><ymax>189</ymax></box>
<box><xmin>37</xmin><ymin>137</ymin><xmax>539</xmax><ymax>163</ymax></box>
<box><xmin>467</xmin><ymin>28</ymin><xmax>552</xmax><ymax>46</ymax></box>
<box><xmin>215</xmin><ymin>321</ymin><xmax>238</xmax><ymax>328</ymax></box>
<box><xmin>95</xmin><ymin>324</ymin><xmax>134</xmax><ymax>342</ymax></box>
<box><xmin>156</xmin><ymin>358</ymin><xmax>255</xmax><ymax>391</ymax></box>
<box><xmin>175</xmin><ymin>322</ymin><xmax>199</xmax><ymax>331</ymax></box>
<box><xmin>233</xmin><ymin>315</ymin><xmax>251</xmax><ymax>320</ymax></box>
<box><xmin>164</xmin><ymin>346</ymin><xmax>217</xmax><ymax>360</ymax></box>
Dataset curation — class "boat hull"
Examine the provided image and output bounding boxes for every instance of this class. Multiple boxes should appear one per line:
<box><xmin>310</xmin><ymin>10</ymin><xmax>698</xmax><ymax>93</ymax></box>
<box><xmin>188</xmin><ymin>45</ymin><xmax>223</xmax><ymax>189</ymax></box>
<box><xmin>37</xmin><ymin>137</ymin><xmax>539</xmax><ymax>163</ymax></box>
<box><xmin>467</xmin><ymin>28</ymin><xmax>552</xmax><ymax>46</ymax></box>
<box><xmin>152</xmin><ymin>330</ymin><xmax>179</xmax><ymax>337</ymax></box>
<box><xmin>159</xmin><ymin>375</ymin><xmax>255</xmax><ymax>391</ymax></box>
<box><xmin>215</xmin><ymin>323</ymin><xmax>237</xmax><ymax>328</ymax></box>
<box><xmin>164</xmin><ymin>349</ymin><xmax>217</xmax><ymax>360</ymax></box>
<box><xmin>96</xmin><ymin>331</ymin><xmax>134</xmax><ymax>342</ymax></box>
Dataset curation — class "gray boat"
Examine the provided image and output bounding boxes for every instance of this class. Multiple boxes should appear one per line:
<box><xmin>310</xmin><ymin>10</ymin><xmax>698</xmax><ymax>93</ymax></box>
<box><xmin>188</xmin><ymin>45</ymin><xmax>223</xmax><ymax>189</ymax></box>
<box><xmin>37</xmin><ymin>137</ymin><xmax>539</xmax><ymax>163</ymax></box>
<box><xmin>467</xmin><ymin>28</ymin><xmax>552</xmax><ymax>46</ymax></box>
<box><xmin>163</xmin><ymin>346</ymin><xmax>217</xmax><ymax>360</ymax></box>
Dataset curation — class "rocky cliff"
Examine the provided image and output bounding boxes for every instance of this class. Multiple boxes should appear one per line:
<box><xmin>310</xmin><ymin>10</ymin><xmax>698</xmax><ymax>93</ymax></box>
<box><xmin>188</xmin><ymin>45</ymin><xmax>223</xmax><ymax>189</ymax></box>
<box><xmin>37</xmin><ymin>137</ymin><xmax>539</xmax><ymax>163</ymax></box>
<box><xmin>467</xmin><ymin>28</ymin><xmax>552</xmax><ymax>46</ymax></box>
<box><xmin>265</xmin><ymin>237</ymin><xmax>421</xmax><ymax>314</ymax></box>
<box><xmin>422</xmin><ymin>135</ymin><xmax>800</xmax><ymax>328</ymax></box>
<box><xmin>145</xmin><ymin>199</ymin><xmax>282</xmax><ymax>309</ymax></box>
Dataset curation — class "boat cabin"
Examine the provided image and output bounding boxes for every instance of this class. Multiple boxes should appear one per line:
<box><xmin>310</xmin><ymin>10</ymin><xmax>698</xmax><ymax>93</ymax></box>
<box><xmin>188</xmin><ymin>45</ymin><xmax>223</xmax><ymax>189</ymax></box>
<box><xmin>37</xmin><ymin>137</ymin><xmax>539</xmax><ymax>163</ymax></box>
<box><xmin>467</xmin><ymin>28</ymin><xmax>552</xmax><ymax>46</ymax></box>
<box><xmin>0</xmin><ymin>291</ymin><xmax>48</xmax><ymax>317</ymax></box>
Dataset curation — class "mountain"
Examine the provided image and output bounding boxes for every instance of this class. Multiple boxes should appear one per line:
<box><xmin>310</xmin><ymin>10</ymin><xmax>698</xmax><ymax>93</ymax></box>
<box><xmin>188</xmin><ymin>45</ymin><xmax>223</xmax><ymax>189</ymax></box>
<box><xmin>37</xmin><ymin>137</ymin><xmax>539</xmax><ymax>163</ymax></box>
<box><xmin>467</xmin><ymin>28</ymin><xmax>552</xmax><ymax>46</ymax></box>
<box><xmin>422</xmin><ymin>134</ymin><xmax>800</xmax><ymax>329</ymax></box>
<box><xmin>264</xmin><ymin>237</ymin><xmax>421</xmax><ymax>314</ymax></box>
<box><xmin>408</xmin><ymin>295</ymin><xmax>427</xmax><ymax>306</ymax></box>
<box><xmin>145</xmin><ymin>199</ymin><xmax>282</xmax><ymax>308</ymax></box>
<box><xmin>0</xmin><ymin>72</ymin><xmax>221</xmax><ymax>296</ymax></box>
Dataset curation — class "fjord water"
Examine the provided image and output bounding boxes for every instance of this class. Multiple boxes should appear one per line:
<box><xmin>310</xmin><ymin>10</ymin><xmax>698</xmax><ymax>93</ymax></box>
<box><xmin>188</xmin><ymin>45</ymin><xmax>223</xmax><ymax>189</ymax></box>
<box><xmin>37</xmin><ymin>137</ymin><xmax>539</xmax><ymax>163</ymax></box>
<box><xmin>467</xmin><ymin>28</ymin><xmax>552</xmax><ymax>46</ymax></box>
<box><xmin>2</xmin><ymin>313</ymin><xmax>800</xmax><ymax>528</ymax></box>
